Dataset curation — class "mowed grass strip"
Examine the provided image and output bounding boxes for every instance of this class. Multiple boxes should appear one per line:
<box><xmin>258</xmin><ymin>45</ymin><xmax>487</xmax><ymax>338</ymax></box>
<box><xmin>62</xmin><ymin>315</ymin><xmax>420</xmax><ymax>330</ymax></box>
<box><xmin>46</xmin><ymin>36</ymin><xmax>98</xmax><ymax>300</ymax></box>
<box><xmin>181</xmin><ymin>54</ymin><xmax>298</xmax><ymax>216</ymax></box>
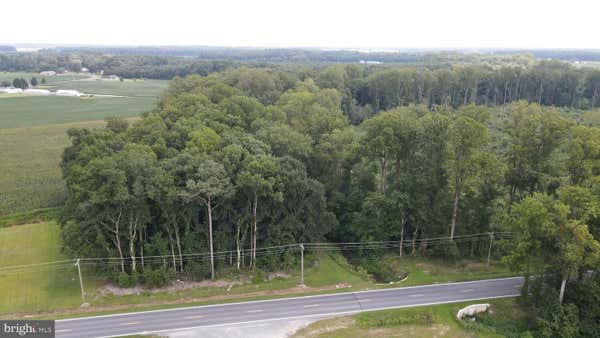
<box><xmin>0</xmin><ymin>222</ymin><xmax>82</xmax><ymax>314</ymax></box>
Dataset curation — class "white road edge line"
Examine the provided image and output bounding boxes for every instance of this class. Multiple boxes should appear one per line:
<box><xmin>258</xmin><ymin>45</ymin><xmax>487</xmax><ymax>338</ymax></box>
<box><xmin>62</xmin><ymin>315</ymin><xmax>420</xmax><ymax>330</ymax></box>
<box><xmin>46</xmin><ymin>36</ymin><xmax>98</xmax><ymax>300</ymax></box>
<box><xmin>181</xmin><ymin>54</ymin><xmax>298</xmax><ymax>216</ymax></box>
<box><xmin>57</xmin><ymin>276</ymin><xmax>523</xmax><ymax>323</ymax></box>
<box><xmin>95</xmin><ymin>294</ymin><xmax>520</xmax><ymax>338</ymax></box>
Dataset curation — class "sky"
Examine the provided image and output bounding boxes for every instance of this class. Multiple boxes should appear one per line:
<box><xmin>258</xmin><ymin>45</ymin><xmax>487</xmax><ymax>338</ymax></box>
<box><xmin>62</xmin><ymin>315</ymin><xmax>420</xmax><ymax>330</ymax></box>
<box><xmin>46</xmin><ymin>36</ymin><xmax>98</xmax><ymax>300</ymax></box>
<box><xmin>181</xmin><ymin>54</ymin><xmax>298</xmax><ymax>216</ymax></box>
<box><xmin>3</xmin><ymin>0</ymin><xmax>600</xmax><ymax>49</ymax></box>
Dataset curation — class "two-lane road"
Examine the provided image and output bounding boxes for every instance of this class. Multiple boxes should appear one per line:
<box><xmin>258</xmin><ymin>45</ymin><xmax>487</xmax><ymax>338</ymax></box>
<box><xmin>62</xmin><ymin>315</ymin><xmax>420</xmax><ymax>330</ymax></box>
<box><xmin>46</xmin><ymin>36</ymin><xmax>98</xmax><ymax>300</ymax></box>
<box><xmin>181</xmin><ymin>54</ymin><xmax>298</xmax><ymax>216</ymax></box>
<box><xmin>55</xmin><ymin>276</ymin><xmax>523</xmax><ymax>338</ymax></box>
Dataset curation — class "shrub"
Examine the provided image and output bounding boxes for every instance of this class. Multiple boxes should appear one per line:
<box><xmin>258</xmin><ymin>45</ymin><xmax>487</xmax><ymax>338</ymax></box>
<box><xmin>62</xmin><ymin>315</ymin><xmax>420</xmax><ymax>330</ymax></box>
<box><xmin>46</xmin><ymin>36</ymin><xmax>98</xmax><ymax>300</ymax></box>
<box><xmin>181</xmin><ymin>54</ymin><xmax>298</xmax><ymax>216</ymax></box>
<box><xmin>360</xmin><ymin>259</ymin><xmax>395</xmax><ymax>283</ymax></box>
<box><xmin>427</xmin><ymin>241</ymin><xmax>459</xmax><ymax>259</ymax></box>
<box><xmin>357</xmin><ymin>309</ymin><xmax>433</xmax><ymax>328</ymax></box>
<box><xmin>142</xmin><ymin>267</ymin><xmax>171</xmax><ymax>288</ymax></box>
<box><xmin>252</xmin><ymin>269</ymin><xmax>266</xmax><ymax>284</ymax></box>
<box><xmin>118</xmin><ymin>272</ymin><xmax>137</xmax><ymax>288</ymax></box>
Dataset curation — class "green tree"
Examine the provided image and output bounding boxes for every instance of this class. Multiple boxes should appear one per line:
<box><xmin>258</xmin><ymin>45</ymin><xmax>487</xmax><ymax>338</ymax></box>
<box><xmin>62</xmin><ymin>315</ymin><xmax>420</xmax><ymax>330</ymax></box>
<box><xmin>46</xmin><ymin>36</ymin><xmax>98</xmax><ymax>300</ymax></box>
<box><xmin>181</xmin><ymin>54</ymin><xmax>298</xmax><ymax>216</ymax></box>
<box><xmin>181</xmin><ymin>160</ymin><xmax>231</xmax><ymax>279</ymax></box>
<box><xmin>447</xmin><ymin>114</ymin><xmax>487</xmax><ymax>239</ymax></box>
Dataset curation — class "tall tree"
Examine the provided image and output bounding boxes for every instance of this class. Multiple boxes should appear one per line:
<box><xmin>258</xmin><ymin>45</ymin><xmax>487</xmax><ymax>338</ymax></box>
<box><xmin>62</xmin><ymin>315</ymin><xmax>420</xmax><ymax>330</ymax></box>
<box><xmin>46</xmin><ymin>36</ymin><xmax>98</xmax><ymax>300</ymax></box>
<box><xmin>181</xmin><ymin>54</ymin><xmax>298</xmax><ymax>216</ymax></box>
<box><xmin>447</xmin><ymin>115</ymin><xmax>487</xmax><ymax>239</ymax></box>
<box><xmin>181</xmin><ymin>160</ymin><xmax>231</xmax><ymax>279</ymax></box>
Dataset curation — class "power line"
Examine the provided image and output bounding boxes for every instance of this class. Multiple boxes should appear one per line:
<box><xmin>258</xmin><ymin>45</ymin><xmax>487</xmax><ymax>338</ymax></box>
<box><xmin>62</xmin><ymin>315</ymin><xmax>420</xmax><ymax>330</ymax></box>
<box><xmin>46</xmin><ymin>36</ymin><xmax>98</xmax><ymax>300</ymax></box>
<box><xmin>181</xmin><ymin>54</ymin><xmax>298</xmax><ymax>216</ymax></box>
<box><xmin>0</xmin><ymin>232</ymin><xmax>512</xmax><ymax>272</ymax></box>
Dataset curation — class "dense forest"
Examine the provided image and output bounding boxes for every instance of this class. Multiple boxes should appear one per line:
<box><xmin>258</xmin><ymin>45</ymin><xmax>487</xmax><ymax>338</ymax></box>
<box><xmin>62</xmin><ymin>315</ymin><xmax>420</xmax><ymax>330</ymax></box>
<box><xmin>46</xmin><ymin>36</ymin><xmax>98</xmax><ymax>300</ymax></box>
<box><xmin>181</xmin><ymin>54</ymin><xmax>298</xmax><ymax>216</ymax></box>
<box><xmin>56</xmin><ymin>62</ymin><xmax>600</xmax><ymax>335</ymax></box>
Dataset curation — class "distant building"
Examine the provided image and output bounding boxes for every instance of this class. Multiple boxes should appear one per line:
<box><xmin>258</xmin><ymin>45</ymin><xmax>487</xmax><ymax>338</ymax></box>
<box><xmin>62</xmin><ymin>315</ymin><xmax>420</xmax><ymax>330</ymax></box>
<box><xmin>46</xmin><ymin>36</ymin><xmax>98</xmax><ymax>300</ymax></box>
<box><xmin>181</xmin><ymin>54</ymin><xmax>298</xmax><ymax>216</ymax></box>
<box><xmin>56</xmin><ymin>90</ymin><xmax>82</xmax><ymax>97</ymax></box>
<box><xmin>39</xmin><ymin>71</ymin><xmax>57</xmax><ymax>76</ymax></box>
<box><xmin>104</xmin><ymin>74</ymin><xmax>120</xmax><ymax>80</ymax></box>
<box><xmin>81</xmin><ymin>67</ymin><xmax>89</xmax><ymax>73</ymax></box>
<box><xmin>0</xmin><ymin>88</ymin><xmax>23</xmax><ymax>94</ymax></box>
<box><xmin>359</xmin><ymin>60</ymin><xmax>382</xmax><ymax>65</ymax></box>
<box><xmin>23</xmin><ymin>89</ymin><xmax>51</xmax><ymax>95</ymax></box>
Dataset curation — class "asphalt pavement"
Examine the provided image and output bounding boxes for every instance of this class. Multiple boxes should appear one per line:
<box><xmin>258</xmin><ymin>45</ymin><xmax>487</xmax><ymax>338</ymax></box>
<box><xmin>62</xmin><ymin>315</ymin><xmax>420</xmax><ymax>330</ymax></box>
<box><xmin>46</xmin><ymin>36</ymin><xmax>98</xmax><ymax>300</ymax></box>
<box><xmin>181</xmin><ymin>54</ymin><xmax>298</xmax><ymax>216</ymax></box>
<box><xmin>55</xmin><ymin>276</ymin><xmax>523</xmax><ymax>338</ymax></box>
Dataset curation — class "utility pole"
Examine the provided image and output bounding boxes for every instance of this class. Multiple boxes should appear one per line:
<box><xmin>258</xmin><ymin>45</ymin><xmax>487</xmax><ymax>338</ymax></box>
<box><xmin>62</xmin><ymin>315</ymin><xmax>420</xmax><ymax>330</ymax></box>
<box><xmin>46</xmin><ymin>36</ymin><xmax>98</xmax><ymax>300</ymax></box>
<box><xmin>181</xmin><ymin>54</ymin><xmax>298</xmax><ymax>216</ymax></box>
<box><xmin>75</xmin><ymin>258</ymin><xmax>86</xmax><ymax>304</ymax></box>
<box><xmin>487</xmin><ymin>232</ymin><xmax>494</xmax><ymax>268</ymax></box>
<box><xmin>299</xmin><ymin>243</ymin><xmax>304</xmax><ymax>286</ymax></box>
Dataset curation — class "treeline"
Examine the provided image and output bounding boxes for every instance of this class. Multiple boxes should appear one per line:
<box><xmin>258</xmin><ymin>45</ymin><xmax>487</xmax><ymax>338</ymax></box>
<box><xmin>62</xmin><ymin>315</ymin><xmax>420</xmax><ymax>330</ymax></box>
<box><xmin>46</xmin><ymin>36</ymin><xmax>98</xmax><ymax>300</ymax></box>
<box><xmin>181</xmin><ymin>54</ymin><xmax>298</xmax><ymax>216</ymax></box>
<box><xmin>0</xmin><ymin>52</ymin><xmax>238</xmax><ymax>79</ymax></box>
<box><xmin>60</xmin><ymin>69</ymin><xmax>600</xmax><ymax>336</ymax></box>
<box><xmin>3</xmin><ymin>52</ymin><xmax>600</xmax><ymax>111</ymax></box>
<box><xmin>49</xmin><ymin>46</ymin><xmax>600</xmax><ymax>63</ymax></box>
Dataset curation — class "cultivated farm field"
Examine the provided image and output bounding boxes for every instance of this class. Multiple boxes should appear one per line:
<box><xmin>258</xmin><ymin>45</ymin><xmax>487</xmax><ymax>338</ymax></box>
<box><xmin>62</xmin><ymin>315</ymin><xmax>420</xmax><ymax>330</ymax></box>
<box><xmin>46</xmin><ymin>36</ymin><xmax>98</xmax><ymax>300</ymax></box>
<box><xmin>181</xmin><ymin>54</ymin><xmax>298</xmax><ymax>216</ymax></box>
<box><xmin>0</xmin><ymin>73</ymin><xmax>167</xmax><ymax>215</ymax></box>
<box><xmin>0</xmin><ymin>120</ymin><xmax>114</xmax><ymax>215</ymax></box>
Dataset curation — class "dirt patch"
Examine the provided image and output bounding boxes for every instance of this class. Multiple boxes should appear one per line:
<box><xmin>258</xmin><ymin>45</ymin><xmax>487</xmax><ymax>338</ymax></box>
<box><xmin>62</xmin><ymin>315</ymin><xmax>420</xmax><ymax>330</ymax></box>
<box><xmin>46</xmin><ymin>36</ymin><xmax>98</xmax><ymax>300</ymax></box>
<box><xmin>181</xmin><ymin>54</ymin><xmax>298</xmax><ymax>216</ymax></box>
<box><xmin>97</xmin><ymin>279</ymin><xmax>244</xmax><ymax>297</ymax></box>
<box><xmin>292</xmin><ymin>317</ymin><xmax>355</xmax><ymax>338</ymax></box>
<box><xmin>464</xmin><ymin>262</ymin><xmax>486</xmax><ymax>269</ymax></box>
<box><xmin>267</xmin><ymin>272</ymin><xmax>291</xmax><ymax>281</ymax></box>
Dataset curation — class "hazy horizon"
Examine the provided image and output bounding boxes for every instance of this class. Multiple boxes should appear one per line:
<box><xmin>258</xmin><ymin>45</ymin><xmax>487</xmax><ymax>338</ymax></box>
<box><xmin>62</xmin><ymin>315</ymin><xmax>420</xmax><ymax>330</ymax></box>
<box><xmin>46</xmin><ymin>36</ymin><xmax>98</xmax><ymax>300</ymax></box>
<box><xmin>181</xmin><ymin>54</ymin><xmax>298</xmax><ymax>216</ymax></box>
<box><xmin>4</xmin><ymin>0</ymin><xmax>600</xmax><ymax>49</ymax></box>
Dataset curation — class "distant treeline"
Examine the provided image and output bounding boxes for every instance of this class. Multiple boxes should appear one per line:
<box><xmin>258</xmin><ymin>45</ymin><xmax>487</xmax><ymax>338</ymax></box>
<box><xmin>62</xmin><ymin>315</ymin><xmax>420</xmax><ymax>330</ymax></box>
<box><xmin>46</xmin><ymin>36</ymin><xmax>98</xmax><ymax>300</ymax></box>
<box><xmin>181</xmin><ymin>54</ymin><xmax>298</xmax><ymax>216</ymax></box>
<box><xmin>49</xmin><ymin>46</ymin><xmax>600</xmax><ymax>62</ymax></box>
<box><xmin>0</xmin><ymin>46</ymin><xmax>16</xmax><ymax>53</ymax></box>
<box><xmin>2</xmin><ymin>52</ymin><xmax>600</xmax><ymax>111</ymax></box>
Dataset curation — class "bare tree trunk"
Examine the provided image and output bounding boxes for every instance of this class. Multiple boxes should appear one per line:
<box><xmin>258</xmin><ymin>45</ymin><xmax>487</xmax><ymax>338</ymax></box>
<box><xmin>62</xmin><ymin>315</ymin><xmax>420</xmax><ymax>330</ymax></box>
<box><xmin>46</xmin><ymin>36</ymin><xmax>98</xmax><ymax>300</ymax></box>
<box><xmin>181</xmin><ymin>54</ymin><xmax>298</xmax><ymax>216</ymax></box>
<box><xmin>236</xmin><ymin>225</ymin><xmax>241</xmax><ymax>271</ymax></box>
<box><xmin>380</xmin><ymin>157</ymin><xmax>387</xmax><ymax>194</ymax></box>
<box><xmin>207</xmin><ymin>197</ymin><xmax>215</xmax><ymax>279</ymax></box>
<box><xmin>411</xmin><ymin>227</ymin><xmax>418</xmax><ymax>255</ymax></box>
<box><xmin>128</xmin><ymin>217</ymin><xmax>137</xmax><ymax>273</ymax></box>
<box><xmin>450</xmin><ymin>183</ymin><xmax>460</xmax><ymax>240</ymax></box>
<box><xmin>139</xmin><ymin>227</ymin><xmax>144</xmax><ymax>269</ymax></box>
<box><xmin>559</xmin><ymin>276</ymin><xmax>568</xmax><ymax>304</ymax></box>
<box><xmin>174</xmin><ymin>225</ymin><xmax>184</xmax><ymax>272</ymax></box>
<box><xmin>167</xmin><ymin>229</ymin><xmax>177</xmax><ymax>272</ymax></box>
<box><xmin>252</xmin><ymin>192</ymin><xmax>258</xmax><ymax>271</ymax></box>
<box><xmin>115</xmin><ymin>233</ymin><xmax>125</xmax><ymax>273</ymax></box>
<box><xmin>399</xmin><ymin>219</ymin><xmax>405</xmax><ymax>257</ymax></box>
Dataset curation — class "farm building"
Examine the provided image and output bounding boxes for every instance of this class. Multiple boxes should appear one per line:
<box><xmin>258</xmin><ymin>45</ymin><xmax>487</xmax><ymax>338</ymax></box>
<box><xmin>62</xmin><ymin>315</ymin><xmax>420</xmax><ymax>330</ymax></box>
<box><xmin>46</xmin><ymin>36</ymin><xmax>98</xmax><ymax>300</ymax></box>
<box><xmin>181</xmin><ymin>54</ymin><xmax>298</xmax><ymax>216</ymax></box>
<box><xmin>0</xmin><ymin>88</ymin><xmax>23</xmax><ymax>94</ymax></box>
<box><xmin>23</xmin><ymin>89</ymin><xmax>51</xmax><ymax>95</ymax></box>
<box><xmin>39</xmin><ymin>71</ymin><xmax>56</xmax><ymax>76</ymax></box>
<box><xmin>56</xmin><ymin>90</ymin><xmax>82</xmax><ymax>97</ymax></box>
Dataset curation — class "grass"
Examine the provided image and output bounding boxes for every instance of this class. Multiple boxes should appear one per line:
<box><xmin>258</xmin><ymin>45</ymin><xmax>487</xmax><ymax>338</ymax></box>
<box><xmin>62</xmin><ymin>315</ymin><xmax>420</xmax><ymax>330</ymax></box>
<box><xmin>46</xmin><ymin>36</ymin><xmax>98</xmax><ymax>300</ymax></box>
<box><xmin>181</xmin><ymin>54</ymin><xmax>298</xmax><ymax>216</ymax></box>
<box><xmin>378</xmin><ymin>255</ymin><xmax>515</xmax><ymax>286</ymax></box>
<box><xmin>292</xmin><ymin>298</ymin><xmax>527</xmax><ymax>338</ymax></box>
<box><xmin>0</xmin><ymin>222</ymin><xmax>85</xmax><ymax>314</ymax></box>
<box><xmin>0</xmin><ymin>207</ymin><xmax>61</xmax><ymax>228</ymax></box>
<box><xmin>0</xmin><ymin>95</ymin><xmax>156</xmax><ymax>129</ymax></box>
<box><xmin>0</xmin><ymin>221</ymin><xmax>516</xmax><ymax>320</ymax></box>
<box><xmin>45</xmin><ymin>78</ymin><xmax>169</xmax><ymax>98</ymax></box>
<box><xmin>0</xmin><ymin>119</ymin><xmax>119</xmax><ymax>215</ymax></box>
<box><xmin>0</xmin><ymin>72</ymin><xmax>88</xmax><ymax>85</ymax></box>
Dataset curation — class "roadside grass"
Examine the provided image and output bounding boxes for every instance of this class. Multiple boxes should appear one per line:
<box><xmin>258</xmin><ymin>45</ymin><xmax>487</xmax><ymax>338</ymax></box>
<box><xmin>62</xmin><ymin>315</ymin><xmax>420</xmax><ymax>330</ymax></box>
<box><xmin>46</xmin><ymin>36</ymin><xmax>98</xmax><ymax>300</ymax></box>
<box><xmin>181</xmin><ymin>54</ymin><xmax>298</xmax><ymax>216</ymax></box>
<box><xmin>292</xmin><ymin>298</ymin><xmax>526</xmax><ymax>338</ymax></box>
<box><xmin>84</xmin><ymin>251</ymin><xmax>371</xmax><ymax>309</ymax></box>
<box><xmin>0</xmin><ymin>221</ymin><xmax>516</xmax><ymax>320</ymax></box>
<box><xmin>380</xmin><ymin>256</ymin><xmax>515</xmax><ymax>286</ymax></box>
<box><xmin>0</xmin><ymin>222</ymin><xmax>87</xmax><ymax>314</ymax></box>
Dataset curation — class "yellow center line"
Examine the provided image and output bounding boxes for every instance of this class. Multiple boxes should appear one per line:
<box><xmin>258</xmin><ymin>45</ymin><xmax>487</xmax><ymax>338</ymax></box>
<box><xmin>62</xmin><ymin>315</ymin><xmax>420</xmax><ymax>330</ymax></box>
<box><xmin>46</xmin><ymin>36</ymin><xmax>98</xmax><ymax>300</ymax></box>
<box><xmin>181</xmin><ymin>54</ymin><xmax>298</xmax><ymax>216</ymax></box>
<box><xmin>408</xmin><ymin>294</ymin><xmax>425</xmax><ymax>298</ymax></box>
<box><xmin>514</xmin><ymin>284</ymin><xmax>522</xmax><ymax>288</ymax></box>
<box><xmin>460</xmin><ymin>289</ymin><xmax>475</xmax><ymax>293</ymax></box>
<box><xmin>119</xmin><ymin>321</ymin><xmax>141</xmax><ymax>326</ymax></box>
<box><xmin>246</xmin><ymin>309</ymin><xmax>263</xmax><ymax>313</ymax></box>
<box><xmin>303</xmin><ymin>304</ymin><xmax>320</xmax><ymax>308</ymax></box>
<box><xmin>55</xmin><ymin>329</ymin><xmax>72</xmax><ymax>333</ymax></box>
<box><xmin>184</xmin><ymin>315</ymin><xmax>205</xmax><ymax>319</ymax></box>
